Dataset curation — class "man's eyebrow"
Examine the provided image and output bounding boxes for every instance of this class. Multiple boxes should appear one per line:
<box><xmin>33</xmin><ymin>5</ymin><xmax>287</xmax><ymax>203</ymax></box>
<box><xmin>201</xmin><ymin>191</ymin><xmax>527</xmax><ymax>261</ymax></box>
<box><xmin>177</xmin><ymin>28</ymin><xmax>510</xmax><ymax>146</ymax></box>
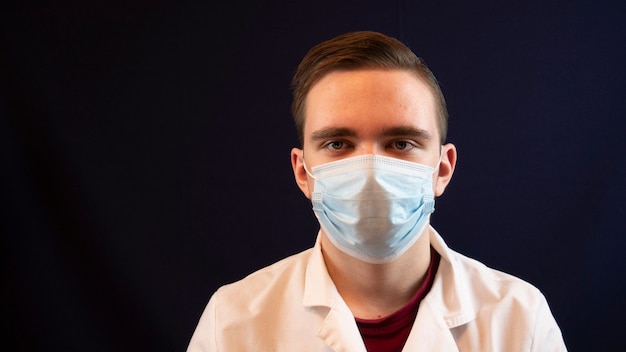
<box><xmin>310</xmin><ymin>127</ymin><xmax>357</xmax><ymax>141</ymax></box>
<box><xmin>382</xmin><ymin>126</ymin><xmax>433</xmax><ymax>140</ymax></box>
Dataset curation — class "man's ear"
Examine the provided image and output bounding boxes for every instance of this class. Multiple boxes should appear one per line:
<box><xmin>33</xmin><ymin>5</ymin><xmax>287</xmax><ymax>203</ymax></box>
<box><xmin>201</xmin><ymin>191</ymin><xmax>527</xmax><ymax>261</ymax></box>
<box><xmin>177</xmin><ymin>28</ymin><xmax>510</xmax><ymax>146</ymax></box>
<box><xmin>291</xmin><ymin>148</ymin><xmax>312</xmax><ymax>200</ymax></box>
<box><xmin>435</xmin><ymin>143</ymin><xmax>457</xmax><ymax>197</ymax></box>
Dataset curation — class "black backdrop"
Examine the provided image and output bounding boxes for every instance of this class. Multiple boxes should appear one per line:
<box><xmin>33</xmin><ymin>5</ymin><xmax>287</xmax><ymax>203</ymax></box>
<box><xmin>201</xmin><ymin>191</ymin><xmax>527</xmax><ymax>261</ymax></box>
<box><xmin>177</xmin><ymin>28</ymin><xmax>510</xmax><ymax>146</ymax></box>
<box><xmin>2</xmin><ymin>1</ymin><xmax>625</xmax><ymax>350</ymax></box>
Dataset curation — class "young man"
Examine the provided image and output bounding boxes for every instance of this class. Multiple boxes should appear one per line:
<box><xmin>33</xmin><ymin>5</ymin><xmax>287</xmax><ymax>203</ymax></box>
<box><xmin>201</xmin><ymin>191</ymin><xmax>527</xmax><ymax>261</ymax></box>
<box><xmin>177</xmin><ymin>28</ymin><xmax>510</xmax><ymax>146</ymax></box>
<box><xmin>187</xmin><ymin>31</ymin><xmax>567</xmax><ymax>351</ymax></box>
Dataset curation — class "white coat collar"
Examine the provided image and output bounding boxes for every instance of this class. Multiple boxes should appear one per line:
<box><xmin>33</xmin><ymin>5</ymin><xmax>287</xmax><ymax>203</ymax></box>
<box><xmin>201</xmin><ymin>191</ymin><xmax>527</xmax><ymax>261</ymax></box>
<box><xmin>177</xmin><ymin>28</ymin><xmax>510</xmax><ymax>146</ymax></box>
<box><xmin>300</xmin><ymin>227</ymin><xmax>477</xmax><ymax>351</ymax></box>
<box><xmin>302</xmin><ymin>227</ymin><xmax>477</xmax><ymax>325</ymax></box>
<box><xmin>426</xmin><ymin>226</ymin><xmax>477</xmax><ymax>328</ymax></box>
<box><xmin>302</xmin><ymin>231</ymin><xmax>340</xmax><ymax>308</ymax></box>
<box><xmin>302</xmin><ymin>232</ymin><xmax>368</xmax><ymax>351</ymax></box>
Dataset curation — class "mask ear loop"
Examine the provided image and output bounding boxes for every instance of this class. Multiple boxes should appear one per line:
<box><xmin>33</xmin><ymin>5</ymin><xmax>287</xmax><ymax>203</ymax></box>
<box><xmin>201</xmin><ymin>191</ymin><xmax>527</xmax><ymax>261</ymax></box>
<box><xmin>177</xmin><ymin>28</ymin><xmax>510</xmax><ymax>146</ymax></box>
<box><xmin>302</xmin><ymin>156</ymin><xmax>317</xmax><ymax>180</ymax></box>
<box><xmin>435</xmin><ymin>145</ymin><xmax>444</xmax><ymax>171</ymax></box>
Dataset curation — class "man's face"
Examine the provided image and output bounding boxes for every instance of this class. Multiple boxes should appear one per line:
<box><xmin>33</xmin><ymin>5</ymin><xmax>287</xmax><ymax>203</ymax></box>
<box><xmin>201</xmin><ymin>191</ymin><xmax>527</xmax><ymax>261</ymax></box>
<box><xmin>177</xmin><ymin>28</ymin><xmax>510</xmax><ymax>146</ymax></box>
<box><xmin>293</xmin><ymin>69</ymin><xmax>454</xmax><ymax>199</ymax></box>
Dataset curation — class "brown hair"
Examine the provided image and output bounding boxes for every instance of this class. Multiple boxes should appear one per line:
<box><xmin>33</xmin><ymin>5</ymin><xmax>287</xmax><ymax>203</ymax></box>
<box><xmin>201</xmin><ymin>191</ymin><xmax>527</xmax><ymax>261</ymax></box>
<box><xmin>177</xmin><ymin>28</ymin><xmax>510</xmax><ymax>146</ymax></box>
<box><xmin>290</xmin><ymin>31</ymin><xmax>448</xmax><ymax>145</ymax></box>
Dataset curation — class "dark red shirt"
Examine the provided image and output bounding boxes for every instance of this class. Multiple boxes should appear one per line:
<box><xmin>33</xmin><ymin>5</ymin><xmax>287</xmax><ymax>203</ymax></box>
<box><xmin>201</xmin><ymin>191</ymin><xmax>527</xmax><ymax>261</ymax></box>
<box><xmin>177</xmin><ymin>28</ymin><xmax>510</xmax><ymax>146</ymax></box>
<box><xmin>355</xmin><ymin>248</ymin><xmax>441</xmax><ymax>352</ymax></box>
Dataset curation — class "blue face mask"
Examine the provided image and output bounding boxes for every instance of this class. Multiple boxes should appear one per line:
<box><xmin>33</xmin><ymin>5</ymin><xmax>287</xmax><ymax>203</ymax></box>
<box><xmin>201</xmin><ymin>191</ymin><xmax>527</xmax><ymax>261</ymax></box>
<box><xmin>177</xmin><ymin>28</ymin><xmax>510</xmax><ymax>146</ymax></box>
<box><xmin>305</xmin><ymin>153</ymin><xmax>440</xmax><ymax>264</ymax></box>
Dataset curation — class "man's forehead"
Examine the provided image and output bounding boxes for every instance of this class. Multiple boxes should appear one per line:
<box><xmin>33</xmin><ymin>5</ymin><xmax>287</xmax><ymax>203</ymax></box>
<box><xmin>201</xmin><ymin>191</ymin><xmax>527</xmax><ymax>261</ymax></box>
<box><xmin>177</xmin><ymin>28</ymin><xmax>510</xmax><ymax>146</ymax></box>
<box><xmin>302</xmin><ymin>69</ymin><xmax>440</xmax><ymax>141</ymax></box>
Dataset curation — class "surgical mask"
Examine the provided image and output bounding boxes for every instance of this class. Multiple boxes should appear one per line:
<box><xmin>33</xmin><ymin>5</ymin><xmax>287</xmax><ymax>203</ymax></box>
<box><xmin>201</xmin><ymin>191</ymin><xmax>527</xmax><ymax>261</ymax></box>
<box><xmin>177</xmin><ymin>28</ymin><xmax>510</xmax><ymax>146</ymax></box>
<box><xmin>304</xmin><ymin>152</ymin><xmax>441</xmax><ymax>264</ymax></box>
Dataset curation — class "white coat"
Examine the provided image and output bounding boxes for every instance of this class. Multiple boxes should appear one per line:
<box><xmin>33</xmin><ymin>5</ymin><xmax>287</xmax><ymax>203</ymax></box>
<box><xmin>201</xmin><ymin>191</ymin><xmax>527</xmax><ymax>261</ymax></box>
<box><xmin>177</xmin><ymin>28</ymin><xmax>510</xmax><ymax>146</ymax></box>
<box><xmin>187</xmin><ymin>227</ymin><xmax>567</xmax><ymax>351</ymax></box>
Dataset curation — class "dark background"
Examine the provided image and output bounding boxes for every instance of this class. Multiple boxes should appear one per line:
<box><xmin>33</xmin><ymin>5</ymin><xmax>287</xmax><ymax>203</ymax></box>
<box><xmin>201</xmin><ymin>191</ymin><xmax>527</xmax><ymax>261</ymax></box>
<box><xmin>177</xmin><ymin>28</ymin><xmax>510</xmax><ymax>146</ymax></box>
<box><xmin>2</xmin><ymin>0</ymin><xmax>625</xmax><ymax>350</ymax></box>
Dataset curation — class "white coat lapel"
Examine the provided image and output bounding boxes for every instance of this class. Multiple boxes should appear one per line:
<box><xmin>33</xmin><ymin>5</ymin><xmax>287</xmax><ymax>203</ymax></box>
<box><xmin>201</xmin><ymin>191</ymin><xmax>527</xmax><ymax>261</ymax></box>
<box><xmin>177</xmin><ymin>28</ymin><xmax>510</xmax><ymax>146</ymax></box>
<box><xmin>304</xmin><ymin>234</ymin><xmax>367</xmax><ymax>352</ymax></box>
<box><xmin>317</xmin><ymin>305</ymin><xmax>367</xmax><ymax>352</ymax></box>
<box><xmin>403</xmin><ymin>302</ymin><xmax>460</xmax><ymax>351</ymax></box>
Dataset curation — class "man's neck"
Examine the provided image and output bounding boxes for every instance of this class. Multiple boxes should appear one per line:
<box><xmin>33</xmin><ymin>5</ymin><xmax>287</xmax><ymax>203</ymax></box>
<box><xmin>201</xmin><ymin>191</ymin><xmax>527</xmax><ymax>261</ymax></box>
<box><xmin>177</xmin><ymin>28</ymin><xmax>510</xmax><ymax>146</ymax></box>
<box><xmin>320</xmin><ymin>228</ymin><xmax>432</xmax><ymax>319</ymax></box>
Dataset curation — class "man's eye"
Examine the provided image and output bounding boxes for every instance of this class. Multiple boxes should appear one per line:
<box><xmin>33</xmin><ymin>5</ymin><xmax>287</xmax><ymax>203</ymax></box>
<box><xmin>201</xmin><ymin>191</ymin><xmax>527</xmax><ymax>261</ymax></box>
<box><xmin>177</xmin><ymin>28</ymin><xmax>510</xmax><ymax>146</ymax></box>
<box><xmin>392</xmin><ymin>141</ymin><xmax>414</xmax><ymax>150</ymax></box>
<box><xmin>325</xmin><ymin>141</ymin><xmax>344</xmax><ymax>150</ymax></box>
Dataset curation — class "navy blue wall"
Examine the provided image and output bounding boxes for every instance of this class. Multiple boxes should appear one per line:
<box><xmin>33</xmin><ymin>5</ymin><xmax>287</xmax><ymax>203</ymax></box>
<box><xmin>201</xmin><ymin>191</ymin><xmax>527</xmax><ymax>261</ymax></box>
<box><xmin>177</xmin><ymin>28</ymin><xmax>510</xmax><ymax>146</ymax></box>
<box><xmin>2</xmin><ymin>1</ymin><xmax>625</xmax><ymax>350</ymax></box>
